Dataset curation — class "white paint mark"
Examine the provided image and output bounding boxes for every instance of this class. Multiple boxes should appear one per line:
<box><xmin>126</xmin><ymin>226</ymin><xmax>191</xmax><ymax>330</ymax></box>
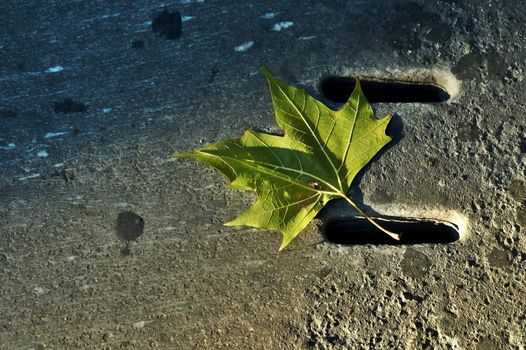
<box><xmin>80</xmin><ymin>284</ymin><xmax>96</xmax><ymax>291</ymax></box>
<box><xmin>133</xmin><ymin>320</ymin><xmax>153</xmax><ymax>329</ymax></box>
<box><xmin>242</xmin><ymin>259</ymin><xmax>268</xmax><ymax>267</ymax></box>
<box><xmin>52</xmin><ymin>163</ymin><xmax>64</xmax><ymax>168</ymax></box>
<box><xmin>298</xmin><ymin>35</ymin><xmax>316</xmax><ymax>41</ymax></box>
<box><xmin>45</xmin><ymin>65</ymin><xmax>64</xmax><ymax>73</ymax></box>
<box><xmin>272</xmin><ymin>21</ymin><xmax>294</xmax><ymax>32</ymax></box>
<box><xmin>66</xmin><ymin>195</ymin><xmax>84</xmax><ymax>201</ymax></box>
<box><xmin>44</xmin><ymin>131</ymin><xmax>68</xmax><ymax>139</ymax></box>
<box><xmin>18</xmin><ymin>173</ymin><xmax>40</xmax><ymax>181</ymax></box>
<box><xmin>102</xmin><ymin>108</ymin><xmax>112</xmax><ymax>113</ymax></box>
<box><xmin>100</xmin><ymin>13</ymin><xmax>120</xmax><ymax>19</ymax></box>
<box><xmin>160</xmin><ymin>157</ymin><xmax>177</xmax><ymax>164</ymax></box>
<box><xmin>32</xmin><ymin>286</ymin><xmax>47</xmax><ymax>296</ymax></box>
<box><xmin>182</xmin><ymin>15</ymin><xmax>196</xmax><ymax>22</ymax></box>
<box><xmin>66</xmin><ymin>256</ymin><xmax>76</xmax><ymax>262</ymax></box>
<box><xmin>261</xmin><ymin>12</ymin><xmax>278</xmax><ymax>19</ymax></box>
<box><xmin>36</xmin><ymin>150</ymin><xmax>49</xmax><ymax>158</ymax></box>
<box><xmin>0</xmin><ymin>143</ymin><xmax>16</xmax><ymax>150</ymax></box>
<box><xmin>234</xmin><ymin>41</ymin><xmax>254</xmax><ymax>52</ymax></box>
<box><xmin>113</xmin><ymin>202</ymin><xmax>132</xmax><ymax>208</ymax></box>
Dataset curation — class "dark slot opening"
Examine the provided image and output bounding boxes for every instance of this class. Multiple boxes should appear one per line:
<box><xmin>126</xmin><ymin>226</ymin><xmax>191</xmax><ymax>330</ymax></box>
<box><xmin>323</xmin><ymin>216</ymin><xmax>460</xmax><ymax>245</ymax></box>
<box><xmin>320</xmin><ymin>77</ymin><xmax>450</xmax><ymax>103</ymax></box>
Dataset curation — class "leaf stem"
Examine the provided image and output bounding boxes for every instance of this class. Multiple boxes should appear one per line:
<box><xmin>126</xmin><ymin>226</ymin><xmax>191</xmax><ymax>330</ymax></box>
<box><xmin>339</xmin><ymin>194</ymin><xmax>401</xmax><ymax>241</ymax></box>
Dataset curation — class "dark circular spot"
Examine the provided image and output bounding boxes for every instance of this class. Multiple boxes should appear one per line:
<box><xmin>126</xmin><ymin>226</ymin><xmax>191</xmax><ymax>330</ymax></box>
<box><xmin>53</xmin><ymin>99</ymin><xmax>87</xmax><ymax>114</ymax></box>
<box><xmin>116</xmin><ymin>211</ymin><xmax>144</xmax><ymax>241</ymax></box>
<box><xmin>131</xmin><ymin>39</ymin><xmax>145</xmax><ymax>49</ymax></box>
<box><xmin>152</xmin><ymin>9</ymin><xmax>182</xmax><ymax>40</ymax></box>
<box><xmin>16</xmin><ymin>62</ymin><xmax>27</xmax><ymax>72</ymax></box>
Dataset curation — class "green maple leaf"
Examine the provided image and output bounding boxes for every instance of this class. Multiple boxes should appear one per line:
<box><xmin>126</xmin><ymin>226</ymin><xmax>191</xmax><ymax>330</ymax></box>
<box><xmin>174</xmin><ymin>66</ymin><xmax>399</xmax><ymax>250</ymax></box>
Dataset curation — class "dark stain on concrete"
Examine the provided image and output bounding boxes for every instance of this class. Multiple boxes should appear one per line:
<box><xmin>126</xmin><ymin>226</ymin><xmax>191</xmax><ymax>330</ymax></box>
<box><xmin>476</xmin><ymin>336</ymin><xmax>499</xmax><ymax>350</ymax></box>
<box><xmin>451</xmin><ymin>52</ymin><xmax>484</xmax><ymax>80</ymax></box>
<box><xmin>508</xmin><ymin>180</ymin><xmax>526</xmax><ymax>202</ymax></box>
<box><xmin>517</xmin><ymin>207</ymin><xmax>526</xmax><ymax>227</ymax></box>
<box><xmin>0</xmin><ymin>109</ymin><xmax>18</xmax><ymax>118</ymax></box>
<box><xmin>457</xmin><ymin>123</ymin><xmax>481</xmax><ymax>142</ymax></box>
<box><xmin>401</xmin><ymin>248</ymin><xmax>431</xmax><ymax>278</ymax></box>
<box><xmin>152</xmin><ymin>9</ymin><xmax>182</xmax><ymax>40</ymax></box>
<box><xmin>131</xmin><ymin>39</ymin><xmax>145</xmax><ymax>49</ymax></box>
<box><xmin>520</xmin><ymin>137</ymin><xmax>526</xmax><ymax>153</ymax></box>
<box><xmin>386</xmin><ymin>3</ymin><xmax>451</xmax><ymax>52</ymax></box>
<box><xmin>116</xmin><ymin>211</ymin><xmax>144</xmax><ymax>241</ymax></box>
<box><xmin>485</xmin><ymin>52</ymin><xmax>508</xmax><ymax>80</ymax></box>
<box><xmin>452</xmin><ymin>50</ymin><xmax>507</xmax><ymax>81</ymax></box>
<box><xmin>53</xmin><ymin>99</ymin><xmax>88</xmax><ymax>114</ymax></box>
<box><xmin>369</xmin><ymin>188</ymin><xmax>394</xmax><ymax>204</ymax></box>
<box><xmin>486</xmin><ymin>247</ymin><xmax>511</xmax><ymax>268</ymax></box>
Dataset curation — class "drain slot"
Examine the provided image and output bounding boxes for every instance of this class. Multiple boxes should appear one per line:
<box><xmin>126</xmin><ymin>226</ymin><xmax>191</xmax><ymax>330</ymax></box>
<box><xmin>323</xmin><ymin>216</ymin><xmax>461</xmax><ymax>245</ymax></box>
<box><xmin>320</xmin><ymin>77</ymin><xmax>450</xmax><ymax>103</ymax></box>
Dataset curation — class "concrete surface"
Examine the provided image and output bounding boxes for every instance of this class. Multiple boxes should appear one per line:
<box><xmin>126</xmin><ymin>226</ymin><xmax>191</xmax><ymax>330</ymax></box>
<box><xmin>0</xmin><ymin>0</ymin><xmax>525</xmax><ymax>349</ymax></box>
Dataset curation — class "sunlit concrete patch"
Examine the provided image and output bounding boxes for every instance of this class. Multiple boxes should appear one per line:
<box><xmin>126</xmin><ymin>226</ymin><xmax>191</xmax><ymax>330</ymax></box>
<box><xmin>0</xmin><ymin>1</ymin><xmax>524</xmax><ymax>349</ymax></box>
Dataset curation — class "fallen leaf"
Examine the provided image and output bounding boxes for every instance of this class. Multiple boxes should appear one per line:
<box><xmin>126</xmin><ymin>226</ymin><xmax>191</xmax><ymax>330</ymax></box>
<box><xmin>174</xmin><ymin>66</ymin><xmax>398</xmax><ymax>249</ymax></box>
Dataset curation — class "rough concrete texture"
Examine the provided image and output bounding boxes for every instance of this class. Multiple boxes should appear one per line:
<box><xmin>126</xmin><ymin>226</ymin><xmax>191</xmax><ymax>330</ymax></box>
<box><xmin>0</xmin><ymin>0</ymin><xmax>525</xmax><ymax>349</ymax></box>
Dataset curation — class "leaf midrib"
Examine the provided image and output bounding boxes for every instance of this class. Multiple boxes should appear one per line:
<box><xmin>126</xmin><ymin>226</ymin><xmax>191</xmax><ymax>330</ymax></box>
<box><xmin>272</xmin><ymin>81</ymin><xmax>344</xmax><ymax>191</ymax></box>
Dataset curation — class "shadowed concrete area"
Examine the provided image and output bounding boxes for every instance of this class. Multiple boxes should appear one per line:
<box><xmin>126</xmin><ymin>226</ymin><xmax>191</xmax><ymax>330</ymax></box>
<box><xmin>0</xmin><ymin>0</ymin><xmax>525</xmax><ymax>348</ymax></box>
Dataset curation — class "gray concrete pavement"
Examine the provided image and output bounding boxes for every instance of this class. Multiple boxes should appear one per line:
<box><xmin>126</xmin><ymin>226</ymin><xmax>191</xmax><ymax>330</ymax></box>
<box><xmin>1</xmin><ymin>0</ymin><xmax>525</xmax><ymax>349</ymax></box>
